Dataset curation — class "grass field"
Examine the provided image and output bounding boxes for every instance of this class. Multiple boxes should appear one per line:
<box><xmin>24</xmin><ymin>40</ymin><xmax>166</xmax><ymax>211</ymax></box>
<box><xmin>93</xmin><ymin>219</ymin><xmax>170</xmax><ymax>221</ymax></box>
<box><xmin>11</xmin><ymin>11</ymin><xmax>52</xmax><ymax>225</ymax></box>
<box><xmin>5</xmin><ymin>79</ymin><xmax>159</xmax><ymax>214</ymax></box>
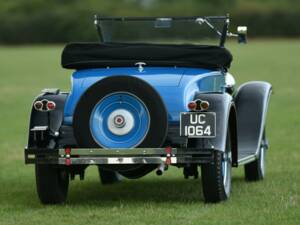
<box><xmin>0</xmin><ymin>40</ymin><xmax>299</xmax><ymax>225</ymax></box>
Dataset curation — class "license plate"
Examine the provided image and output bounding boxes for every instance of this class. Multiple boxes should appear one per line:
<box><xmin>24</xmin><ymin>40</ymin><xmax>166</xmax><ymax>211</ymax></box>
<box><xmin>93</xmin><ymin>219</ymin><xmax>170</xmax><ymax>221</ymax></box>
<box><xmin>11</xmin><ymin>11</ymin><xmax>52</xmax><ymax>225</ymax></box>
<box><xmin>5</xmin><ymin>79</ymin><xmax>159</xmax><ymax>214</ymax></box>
<box><xmin>180</xmin><ymin>112</ymin><xmax>216</xmax><ymax>138</ymax></box>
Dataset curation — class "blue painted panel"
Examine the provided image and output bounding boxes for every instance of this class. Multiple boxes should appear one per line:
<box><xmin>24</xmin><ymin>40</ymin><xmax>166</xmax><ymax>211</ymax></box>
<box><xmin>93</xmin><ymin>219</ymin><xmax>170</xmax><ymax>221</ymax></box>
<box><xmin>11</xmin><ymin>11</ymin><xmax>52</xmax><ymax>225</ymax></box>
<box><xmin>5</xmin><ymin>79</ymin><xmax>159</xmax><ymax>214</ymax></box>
<box><xmin>63</xmin><ymin>67</ymin><xmax>225</xmax><ymax>125</ymax></box>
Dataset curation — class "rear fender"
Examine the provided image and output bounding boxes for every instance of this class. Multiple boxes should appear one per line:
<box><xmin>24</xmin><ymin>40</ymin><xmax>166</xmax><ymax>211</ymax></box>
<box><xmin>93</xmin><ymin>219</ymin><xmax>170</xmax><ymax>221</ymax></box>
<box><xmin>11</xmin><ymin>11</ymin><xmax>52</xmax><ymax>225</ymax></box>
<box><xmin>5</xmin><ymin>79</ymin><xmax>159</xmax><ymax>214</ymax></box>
<box><xmin>193</xmin><ymin>93</ymin><xmax>238</xmax><ymax>166</ymax></box>
<box><xmin>234</xmin><ymin>81</ymin><xmax>272</xmax><ymax>157</ymax></box>
<box><xmin>27</xmin><ymin>91</ymin><xmax>68</xmax><ymax>148</ymax></box>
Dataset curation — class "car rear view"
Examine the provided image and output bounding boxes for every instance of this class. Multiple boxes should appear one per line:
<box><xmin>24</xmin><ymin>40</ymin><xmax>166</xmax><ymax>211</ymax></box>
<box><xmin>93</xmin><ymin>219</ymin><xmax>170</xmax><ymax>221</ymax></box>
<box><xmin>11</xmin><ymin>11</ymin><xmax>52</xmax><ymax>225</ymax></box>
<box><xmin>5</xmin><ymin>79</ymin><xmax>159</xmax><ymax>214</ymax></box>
<box><xmin>25</xmin><ymin>15</ymin><xmax>272</xmax><ymax>204</ymax></box>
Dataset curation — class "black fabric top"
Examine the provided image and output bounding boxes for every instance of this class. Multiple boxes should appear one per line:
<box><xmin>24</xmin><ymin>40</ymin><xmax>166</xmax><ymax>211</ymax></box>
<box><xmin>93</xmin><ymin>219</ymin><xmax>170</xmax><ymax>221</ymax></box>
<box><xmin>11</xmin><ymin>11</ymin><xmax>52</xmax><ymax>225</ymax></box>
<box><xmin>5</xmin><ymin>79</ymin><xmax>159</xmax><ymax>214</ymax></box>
<box><xmin>61</xmin><ymin>42</ymin><xmax>232</xmax><ymax>70</ymax></box>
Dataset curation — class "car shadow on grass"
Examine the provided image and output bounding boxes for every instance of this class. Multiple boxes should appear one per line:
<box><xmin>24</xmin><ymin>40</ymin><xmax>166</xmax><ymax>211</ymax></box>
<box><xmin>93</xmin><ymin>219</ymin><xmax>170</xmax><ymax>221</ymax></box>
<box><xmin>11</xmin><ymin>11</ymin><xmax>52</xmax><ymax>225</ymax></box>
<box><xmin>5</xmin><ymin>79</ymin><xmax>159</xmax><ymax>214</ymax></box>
<box><xmin>7</xmin><ymin>174</ymin><xmax>248</xmax><ymax>208</ymax></box>
<box><xmin>66</xmin><ymin>176</ymin><xmax>246</xmax><ymax>206</ymax></box>
<box><xmin>67</xmin><ymin>177</ymin><xmax>204</xmax><ymax>205</ymax></box>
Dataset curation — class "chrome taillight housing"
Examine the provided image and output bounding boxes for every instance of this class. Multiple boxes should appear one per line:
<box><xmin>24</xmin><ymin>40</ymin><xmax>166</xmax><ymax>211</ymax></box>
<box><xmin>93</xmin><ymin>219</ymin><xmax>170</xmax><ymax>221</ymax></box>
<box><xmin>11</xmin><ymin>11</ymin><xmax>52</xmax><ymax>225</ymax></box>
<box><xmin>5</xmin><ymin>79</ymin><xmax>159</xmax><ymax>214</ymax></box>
<box><xmin>33</xmin><ymin>99</ymin><xmax>56</xmax><ymax>112</ymax></box>
<box><xmin>187</xmin><ymin>99</ymin><xmax>210</xmax><ymax>111</ymax></box>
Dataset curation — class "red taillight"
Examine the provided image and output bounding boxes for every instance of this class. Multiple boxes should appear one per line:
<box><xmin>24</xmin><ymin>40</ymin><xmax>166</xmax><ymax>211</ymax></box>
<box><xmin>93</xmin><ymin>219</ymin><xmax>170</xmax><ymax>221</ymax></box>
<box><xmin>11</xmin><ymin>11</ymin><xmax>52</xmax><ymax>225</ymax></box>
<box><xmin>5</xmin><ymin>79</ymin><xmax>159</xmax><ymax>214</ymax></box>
<box><xmin>187</xmin><ymin>101</ymin><xmax>197</xmax><ymax>110</ymax></box>
<box><xmin>47</xmin><ymin>101</ymin><xmax>56</xmax><ymax>110</ymax></box>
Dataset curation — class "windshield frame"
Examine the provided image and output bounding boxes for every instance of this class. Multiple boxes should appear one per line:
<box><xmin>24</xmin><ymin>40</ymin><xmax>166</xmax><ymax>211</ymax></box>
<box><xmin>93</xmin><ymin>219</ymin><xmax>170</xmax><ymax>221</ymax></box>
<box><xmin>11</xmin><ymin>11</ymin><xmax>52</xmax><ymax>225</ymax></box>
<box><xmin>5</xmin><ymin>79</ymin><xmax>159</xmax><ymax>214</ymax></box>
<box><xmin>94</xmin><ymin>15</ymin><xmax>230</xmax><ymax>47</ymax></box>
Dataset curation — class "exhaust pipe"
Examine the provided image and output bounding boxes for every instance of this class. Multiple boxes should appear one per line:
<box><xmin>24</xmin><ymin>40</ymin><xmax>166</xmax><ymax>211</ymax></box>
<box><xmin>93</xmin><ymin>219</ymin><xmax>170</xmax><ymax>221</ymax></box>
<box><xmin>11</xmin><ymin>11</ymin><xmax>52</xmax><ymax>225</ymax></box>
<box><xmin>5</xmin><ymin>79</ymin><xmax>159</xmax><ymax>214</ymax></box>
<box><xmin>156</xmin><ymin>164</ymin><xmax>166</xmax><ymax>176</ymax></box>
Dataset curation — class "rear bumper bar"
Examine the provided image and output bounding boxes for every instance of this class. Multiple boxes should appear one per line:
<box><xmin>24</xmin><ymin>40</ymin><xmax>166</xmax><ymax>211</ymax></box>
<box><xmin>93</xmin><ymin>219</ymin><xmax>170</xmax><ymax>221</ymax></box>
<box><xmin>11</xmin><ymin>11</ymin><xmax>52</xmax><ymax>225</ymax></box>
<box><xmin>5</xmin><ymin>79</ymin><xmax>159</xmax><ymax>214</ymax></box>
<box><xmin>25</xmin><ymin>147</ymin><xmax>215</xmax><ymax>166</ymax></box>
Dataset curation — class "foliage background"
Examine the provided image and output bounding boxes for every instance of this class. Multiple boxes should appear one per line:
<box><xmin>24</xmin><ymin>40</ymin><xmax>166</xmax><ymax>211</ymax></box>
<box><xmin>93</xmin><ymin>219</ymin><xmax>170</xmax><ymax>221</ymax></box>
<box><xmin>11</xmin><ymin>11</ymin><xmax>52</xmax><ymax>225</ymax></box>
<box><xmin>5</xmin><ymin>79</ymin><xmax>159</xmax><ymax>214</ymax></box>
<box><xmin>0</xmin><ymin>0</ymin><xmax>300</xmax><ymax>44</ymax></box>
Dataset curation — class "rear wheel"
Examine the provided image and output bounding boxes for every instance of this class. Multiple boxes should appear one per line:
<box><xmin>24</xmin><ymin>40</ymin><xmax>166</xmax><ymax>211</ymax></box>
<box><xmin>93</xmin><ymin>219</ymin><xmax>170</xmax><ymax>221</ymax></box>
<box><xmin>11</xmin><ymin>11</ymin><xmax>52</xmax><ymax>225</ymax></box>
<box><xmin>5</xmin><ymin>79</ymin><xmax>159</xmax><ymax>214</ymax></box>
<box><xmin>244</xmin><ymin>131</ymin><xmax>267</xmax><ymax>181</ymax></box>
<box><xmin>201</xmin><ymin>129</ymin><xmax>232</xmax><ymax>203</ymax></box>
<box><xmin>35</xmin><ymin>164</ymin><xmax>69</xmax><ymax>204</ymax></box>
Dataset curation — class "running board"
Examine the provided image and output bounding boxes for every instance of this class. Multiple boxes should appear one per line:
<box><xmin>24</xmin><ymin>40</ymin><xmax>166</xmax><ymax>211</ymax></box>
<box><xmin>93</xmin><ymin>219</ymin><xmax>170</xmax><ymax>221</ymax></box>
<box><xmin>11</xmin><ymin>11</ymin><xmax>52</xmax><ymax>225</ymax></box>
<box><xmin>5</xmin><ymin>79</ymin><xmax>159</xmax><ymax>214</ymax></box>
<box><xmin>237</xmin><ymin>153</ymin><xmax>257</xmax><ymax>165</ymax></box>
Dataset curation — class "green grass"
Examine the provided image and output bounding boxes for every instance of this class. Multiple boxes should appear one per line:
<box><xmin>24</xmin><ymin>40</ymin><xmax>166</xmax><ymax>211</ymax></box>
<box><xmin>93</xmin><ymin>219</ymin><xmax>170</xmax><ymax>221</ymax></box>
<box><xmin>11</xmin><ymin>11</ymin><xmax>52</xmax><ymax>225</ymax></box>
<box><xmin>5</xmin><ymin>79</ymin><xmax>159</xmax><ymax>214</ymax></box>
<box><xmin>0</xmin><ymin>40</ymin><xmax>299</xmax><ymax>225</ymax></box>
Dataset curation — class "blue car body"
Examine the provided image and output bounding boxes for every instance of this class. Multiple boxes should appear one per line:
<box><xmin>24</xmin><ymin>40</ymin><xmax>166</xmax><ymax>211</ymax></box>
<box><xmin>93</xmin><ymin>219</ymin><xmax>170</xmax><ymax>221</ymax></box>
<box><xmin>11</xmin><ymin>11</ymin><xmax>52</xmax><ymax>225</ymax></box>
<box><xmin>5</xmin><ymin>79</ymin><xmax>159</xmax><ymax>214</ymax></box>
<box><xmin>64</xmin><ymin>67</ymin><xmax>225</xmax><ymax>126</ymax></box>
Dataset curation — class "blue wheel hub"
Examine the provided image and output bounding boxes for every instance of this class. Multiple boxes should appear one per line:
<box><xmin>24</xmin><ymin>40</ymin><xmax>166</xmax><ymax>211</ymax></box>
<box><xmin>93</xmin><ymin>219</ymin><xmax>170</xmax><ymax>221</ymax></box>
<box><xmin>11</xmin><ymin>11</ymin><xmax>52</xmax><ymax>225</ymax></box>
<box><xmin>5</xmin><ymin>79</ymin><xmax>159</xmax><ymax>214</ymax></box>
<box><xmin>89</xmin><ymin>92</ymin><xmax>150</xmax><ymax>148</ymax></box>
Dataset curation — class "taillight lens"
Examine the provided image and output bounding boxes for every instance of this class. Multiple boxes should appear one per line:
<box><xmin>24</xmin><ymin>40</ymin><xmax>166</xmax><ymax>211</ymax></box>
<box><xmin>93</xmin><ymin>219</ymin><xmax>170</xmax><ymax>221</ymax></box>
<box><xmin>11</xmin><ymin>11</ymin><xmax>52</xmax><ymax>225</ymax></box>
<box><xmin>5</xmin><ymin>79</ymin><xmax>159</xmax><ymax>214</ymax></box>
<box><xmin>46</xmin><ymin>101</ymin><xmax>56</xmax><ymax>111</ymax></box>
<box><xmin>34</xmin><ymin>101</ymin><xmax>43</xmax><ymax>110</ymax></box>
<box><xmin>188</xmin><ymin>100</ymin><xmax>210</xmax><ymax>111</ymax></box>
<box><xmin>200</xmin><ymin>101</ymin><xmax>210</xmax><ymax>110</ymax></box>
<box><xmin>33</xmin><ymin>99</ymin><xmax>56</xmax><ymax>111</ymax></box>
<box><xmin>187</xmin><ymin>101</ymin><xmax>197</xmax><ymax>110</ymax></box>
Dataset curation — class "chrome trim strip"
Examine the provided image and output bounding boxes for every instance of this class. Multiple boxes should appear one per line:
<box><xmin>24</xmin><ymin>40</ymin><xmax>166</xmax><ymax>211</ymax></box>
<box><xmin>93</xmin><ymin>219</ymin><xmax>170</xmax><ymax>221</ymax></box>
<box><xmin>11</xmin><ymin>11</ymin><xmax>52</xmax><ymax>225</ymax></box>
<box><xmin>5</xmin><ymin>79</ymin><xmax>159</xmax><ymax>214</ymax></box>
<box><xmin>58</xmin><ymin>148</ymin><xmax>174</xmax><ymax>156</ymax></box>
<box><xmin>237</xmin><ymin>154</ymin><xmax>257</xmax><ymax>165</ymax></box>
<box><xmin>58</xmin><ymin>157</ymin><xmax>177</xmax><ymax>165</ymax></box>
<box><xmin>25</xmin><ymin>147</ymin><xmax>215</xmax><ymax>165</ymax></box>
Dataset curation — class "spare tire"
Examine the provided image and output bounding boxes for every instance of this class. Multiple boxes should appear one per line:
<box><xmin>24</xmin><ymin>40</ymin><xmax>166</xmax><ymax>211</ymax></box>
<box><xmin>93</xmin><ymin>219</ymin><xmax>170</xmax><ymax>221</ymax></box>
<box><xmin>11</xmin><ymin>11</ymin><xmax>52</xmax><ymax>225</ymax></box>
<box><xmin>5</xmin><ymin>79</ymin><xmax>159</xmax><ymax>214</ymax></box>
<box><xmin>73</xmin><ymin>76</ymin><xmax>168</xmax><ymax>178</ymax></box>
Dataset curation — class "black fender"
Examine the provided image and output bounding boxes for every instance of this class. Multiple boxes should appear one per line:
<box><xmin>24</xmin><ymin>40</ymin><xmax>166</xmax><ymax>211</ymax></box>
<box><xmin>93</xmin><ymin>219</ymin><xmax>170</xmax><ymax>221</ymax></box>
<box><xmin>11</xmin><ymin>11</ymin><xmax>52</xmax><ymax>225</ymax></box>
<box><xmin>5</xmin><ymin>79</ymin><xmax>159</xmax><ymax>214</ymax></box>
<box><xmin>234</xmin><ymin>81</ymin><xmax>272</xmax><ymax>158</ymax></box>
<box><xmin>27</xmin><ymin>90</ymin><xmax>68</xmax><ymax>148</ymax></box>
<box><xmin>193</xmin><ymin>93</ymin><xmax>238</xmax><ymax>166</ymax></box>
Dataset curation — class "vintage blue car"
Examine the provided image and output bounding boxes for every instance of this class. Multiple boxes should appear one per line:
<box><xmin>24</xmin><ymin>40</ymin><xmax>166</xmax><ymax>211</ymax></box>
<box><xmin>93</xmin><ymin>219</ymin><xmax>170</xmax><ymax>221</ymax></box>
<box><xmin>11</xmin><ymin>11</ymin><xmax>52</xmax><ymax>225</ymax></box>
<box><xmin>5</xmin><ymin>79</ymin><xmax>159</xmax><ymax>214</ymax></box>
<box><xmin>25</xmin><ymin>15</ymin><xmax>272</xmax><ymax>204</ymax></box>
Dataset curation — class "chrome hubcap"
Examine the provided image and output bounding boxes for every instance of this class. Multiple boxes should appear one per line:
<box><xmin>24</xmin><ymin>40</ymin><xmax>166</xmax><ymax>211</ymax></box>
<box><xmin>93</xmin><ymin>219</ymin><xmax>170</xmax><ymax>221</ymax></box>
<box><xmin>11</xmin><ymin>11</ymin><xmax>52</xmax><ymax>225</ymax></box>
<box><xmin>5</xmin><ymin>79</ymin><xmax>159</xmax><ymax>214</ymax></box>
<box><xmin>107</xmin><ymin>109</ymin><xmax>135</xmax><ymax>136</ymax></box>
<box><xmin>114</xmin><ymin>115</ymin><xmax>126</xmax><ymax>128</ymax></box>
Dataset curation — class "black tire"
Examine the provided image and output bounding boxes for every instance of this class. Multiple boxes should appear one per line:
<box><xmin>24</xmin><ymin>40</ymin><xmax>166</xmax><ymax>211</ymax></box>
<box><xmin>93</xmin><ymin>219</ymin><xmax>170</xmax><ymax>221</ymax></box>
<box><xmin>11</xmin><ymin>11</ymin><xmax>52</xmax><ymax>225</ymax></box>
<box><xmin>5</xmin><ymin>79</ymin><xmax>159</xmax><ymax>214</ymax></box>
<box><xmin>98</xmin><ymin>167</ymin><xmax>122</xmax><ymax>185</ymax></box>
<box><xmin>201</xmin><ymin>129</ymin><xmax>232</xmax><ymax>203</ymax></box>
<box><xmin>244</xmin><ymin>131</ymin><xmax>267</xmax><ymax>181</ymax></box>
<box><xmin>73</xmin><ymin>76</ymin><xmax>168</xmax><ymax>148</ymax></box>
<box><xmin>35</xmin><ymin>164</ymin><xmax>69</xmax><ymax>204</ymax></box>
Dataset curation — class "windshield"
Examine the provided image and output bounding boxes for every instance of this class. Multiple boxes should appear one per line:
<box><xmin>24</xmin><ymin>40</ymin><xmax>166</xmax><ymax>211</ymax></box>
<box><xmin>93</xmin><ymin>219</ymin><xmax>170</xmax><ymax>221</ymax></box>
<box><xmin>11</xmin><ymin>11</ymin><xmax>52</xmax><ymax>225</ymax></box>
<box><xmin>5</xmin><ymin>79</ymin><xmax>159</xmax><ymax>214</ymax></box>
<box><xmin>95</xmin><ymin>16</ymin><xmax>228</xmax><ymax>46</ymax></box>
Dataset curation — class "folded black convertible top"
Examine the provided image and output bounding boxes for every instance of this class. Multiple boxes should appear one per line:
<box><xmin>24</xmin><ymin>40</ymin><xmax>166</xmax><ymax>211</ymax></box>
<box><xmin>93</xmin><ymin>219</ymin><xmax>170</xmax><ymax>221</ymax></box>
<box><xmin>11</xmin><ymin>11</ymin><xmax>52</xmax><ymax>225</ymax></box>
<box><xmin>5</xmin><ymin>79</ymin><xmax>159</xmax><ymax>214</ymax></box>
<box><xmin>61</xmin><ymin>43</ymin><xmax>232</xmax><ymax>70</ymax></box>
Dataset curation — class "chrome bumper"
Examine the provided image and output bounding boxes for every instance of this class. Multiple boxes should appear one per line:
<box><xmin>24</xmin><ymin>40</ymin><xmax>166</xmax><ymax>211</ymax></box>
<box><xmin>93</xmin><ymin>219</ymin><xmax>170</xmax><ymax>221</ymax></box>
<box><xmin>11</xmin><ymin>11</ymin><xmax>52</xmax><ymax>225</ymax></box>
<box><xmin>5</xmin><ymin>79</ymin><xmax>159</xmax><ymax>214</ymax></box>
<box><xmin>25</xmin><ymin>147</ymin><xmax>215</xmax><ymax>165</ymax></box>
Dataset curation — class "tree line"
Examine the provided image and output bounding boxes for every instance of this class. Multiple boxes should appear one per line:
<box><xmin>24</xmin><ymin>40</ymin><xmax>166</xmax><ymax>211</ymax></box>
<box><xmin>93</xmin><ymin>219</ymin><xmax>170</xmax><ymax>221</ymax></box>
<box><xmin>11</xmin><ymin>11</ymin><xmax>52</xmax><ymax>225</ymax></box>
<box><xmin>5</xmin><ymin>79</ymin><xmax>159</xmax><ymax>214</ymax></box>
<box><xmin>0</xmin><ymin>0</ymin><xmax>299</xmax><ymax>44</ymax></box>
